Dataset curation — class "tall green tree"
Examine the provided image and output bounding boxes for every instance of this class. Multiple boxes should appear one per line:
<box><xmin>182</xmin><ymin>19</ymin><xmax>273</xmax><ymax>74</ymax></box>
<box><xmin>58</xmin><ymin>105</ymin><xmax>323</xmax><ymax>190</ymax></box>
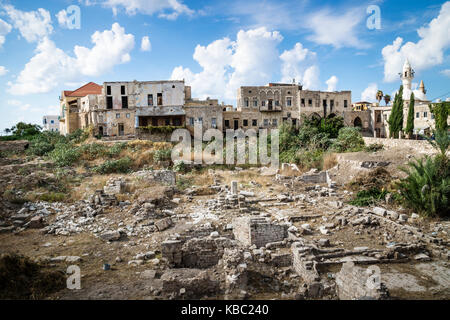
<box><xmin>429</xmin><ymin>101</ymin><xmax>449</xmax><ymax>131</ymax></box>
<box><xmin>388</xmin><ymin>85</ymin><xmax>404</xmax><ymax>138</ymax></box>
<box><xmin>405</xmin><ymin>92</ymin><xmax>415</xmax><ymax>137</ymax></box>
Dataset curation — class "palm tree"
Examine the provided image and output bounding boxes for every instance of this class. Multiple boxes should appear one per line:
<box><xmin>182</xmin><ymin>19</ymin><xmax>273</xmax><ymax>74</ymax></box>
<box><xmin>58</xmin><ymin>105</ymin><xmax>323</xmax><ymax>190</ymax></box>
<box><xmin>376</xmin><ymin>90</ymin><xmax>384</xmax><ymax>105</ymax></box>
<box><xmin>384</xmin><ymin>94</ymin><xmax>391</xmax><ymax>106</ymax></box>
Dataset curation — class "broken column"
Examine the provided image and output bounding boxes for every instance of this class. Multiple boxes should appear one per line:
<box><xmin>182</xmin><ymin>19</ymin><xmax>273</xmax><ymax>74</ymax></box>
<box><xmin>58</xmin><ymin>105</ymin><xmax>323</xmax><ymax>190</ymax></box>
<box><xmin>231</xmin><ymin>180</ymin><xmax>238</xmax><ymax>195</ymax></box>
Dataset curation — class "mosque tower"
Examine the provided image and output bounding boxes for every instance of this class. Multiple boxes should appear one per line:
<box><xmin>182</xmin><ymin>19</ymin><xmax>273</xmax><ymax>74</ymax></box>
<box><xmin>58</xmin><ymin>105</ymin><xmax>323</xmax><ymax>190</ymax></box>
<box><xmin>400</xmin><ymin>59</ymin><xmax>414</xmax><ymax>90</ymax></box>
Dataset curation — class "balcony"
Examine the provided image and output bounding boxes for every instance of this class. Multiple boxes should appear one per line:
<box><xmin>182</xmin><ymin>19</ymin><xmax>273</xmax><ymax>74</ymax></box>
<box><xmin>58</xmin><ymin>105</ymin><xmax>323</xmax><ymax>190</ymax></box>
<box><xmin>259</xmin><ymin>105</ymin><xmax>282</xmax><ymax>112</ymax></box>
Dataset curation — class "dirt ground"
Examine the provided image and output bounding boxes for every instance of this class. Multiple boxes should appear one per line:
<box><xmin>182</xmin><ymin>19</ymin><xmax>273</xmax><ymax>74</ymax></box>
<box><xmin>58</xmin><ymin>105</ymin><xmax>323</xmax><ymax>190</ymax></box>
<box><xmin>0</xmin><ymin>143</ymin><xmax>448</xmax><ymax>300</ymax></box>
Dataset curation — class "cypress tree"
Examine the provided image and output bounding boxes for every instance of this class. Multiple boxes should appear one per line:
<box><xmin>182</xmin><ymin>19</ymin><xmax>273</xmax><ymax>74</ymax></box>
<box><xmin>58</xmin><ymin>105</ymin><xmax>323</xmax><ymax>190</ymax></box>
<box><xmin>388</xmin><ymin>85</ymin><xmax>404</xmax><ymax>138</ymax></box>
<box><xmin>405</xmin><ymin>92</ymin><xmax>415</xmax><ymax>137</ymax></box>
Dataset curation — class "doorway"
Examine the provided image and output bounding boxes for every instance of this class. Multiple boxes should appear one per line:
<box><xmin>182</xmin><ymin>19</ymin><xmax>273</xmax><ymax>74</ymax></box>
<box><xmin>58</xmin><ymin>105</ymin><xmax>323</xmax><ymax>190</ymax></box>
<box><xmin>118</xmin><ymin>124</ymin><xmax>124</xmax><ymax>136</ymax></box>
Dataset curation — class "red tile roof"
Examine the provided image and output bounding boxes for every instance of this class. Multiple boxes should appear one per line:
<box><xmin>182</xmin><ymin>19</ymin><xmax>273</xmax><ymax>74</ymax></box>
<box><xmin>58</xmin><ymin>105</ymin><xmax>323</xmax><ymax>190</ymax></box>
<box><xmin>65</xmin><ymin>82</ymin><xmax>102</xmax><ymax>97</ymax></box>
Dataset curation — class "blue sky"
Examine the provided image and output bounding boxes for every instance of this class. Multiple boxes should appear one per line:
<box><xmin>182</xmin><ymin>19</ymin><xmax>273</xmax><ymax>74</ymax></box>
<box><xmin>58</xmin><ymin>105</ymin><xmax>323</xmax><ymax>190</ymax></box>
<box><xmin>0</xmin><ymin>0</ymin><xmax>449</xmax><ymax>132</ymax></box>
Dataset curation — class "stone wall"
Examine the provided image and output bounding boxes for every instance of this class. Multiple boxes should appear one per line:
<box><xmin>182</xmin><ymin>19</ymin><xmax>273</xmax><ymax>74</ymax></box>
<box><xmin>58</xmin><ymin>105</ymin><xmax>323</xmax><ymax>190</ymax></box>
<box><xmin>363</xmin><ymin>137</ymin><xmax>437</xmax><ymax>155</ymax></box>
<box><xmin>233</xmin><ymin>217</ymin><xmax>287</xmax><ymax>248</ymax></box>
<box><xmin>335</xmin><ymin>262</ymin><xmax>389</xmax><ymax>300</ymax></box>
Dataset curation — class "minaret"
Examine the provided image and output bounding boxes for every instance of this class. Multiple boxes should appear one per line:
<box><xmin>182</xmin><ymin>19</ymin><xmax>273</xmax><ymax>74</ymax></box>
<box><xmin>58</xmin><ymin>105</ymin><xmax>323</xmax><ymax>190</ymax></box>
<box><xmin>400</xmin><ymin>59</ymin><xmax>414</xmax><ymax>90</ymax></box>
<box><xmin>419</xmin><ymin>80</ymin><xmax>426</xmax><ymax>94</ymax></box>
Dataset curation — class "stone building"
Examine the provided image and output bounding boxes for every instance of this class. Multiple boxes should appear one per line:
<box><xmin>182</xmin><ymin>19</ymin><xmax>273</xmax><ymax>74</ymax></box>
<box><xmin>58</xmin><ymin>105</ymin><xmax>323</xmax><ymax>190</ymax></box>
<box><xmin>59</xmin><ymin>80</ymin><xmax>226</xmax><ymax>139</ymax></box>
<box><xmin>59</xmin><ymin>82</ymin><xmax>103</xmax><ymax>135</ymax></box>
<box><xmin>42</xmin><ymin>115</ymin><xmax>59</xmax><ymax>132</ymax></box>
<box><xmin>223</xmin><ymin>82</ymin><xmax>355</xmax><ymax>131</ymax></box>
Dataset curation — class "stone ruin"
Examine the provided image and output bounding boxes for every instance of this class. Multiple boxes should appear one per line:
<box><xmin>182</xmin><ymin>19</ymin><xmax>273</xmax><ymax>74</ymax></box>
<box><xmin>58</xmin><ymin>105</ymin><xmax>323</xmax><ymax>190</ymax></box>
<box><xmin>233</xmin><ymin>216</ymin><xmax>288</xmax><ymax>248</ymax></box>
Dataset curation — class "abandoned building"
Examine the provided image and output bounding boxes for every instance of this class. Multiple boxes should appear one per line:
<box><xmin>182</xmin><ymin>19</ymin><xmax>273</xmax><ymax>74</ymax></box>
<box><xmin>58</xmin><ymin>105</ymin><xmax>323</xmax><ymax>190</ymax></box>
<box><xmin>57</xmin><ymin>59</ymin><xmax>445</xmax><ymax>140</ymax></box>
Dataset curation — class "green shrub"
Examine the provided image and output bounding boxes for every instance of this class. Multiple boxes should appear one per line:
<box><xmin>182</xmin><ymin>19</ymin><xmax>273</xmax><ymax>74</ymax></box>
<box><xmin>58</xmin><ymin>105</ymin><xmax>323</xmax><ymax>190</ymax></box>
<box><xmin>92</xmin><ymin>157</ymin><xmax>132</xmax><ymax>174</ymax></box>
<box><xmin>397</xmin><ymin>129</ymin><xmax>449</xmax><ymax>217</ymax></box>
<box><xmin>49</xmin><ymin>144</ymin><xmax>81</xmax><ymax>167</ymax></box>
<box><xmin>173</xmin><ymin>160</ymin><xmax>190</xmax><ymax>173</ymax></box>
<box><xmin>397</xmin><ymin>156</ymin><xmax>449</xmax><ymax>217</ymax></box>
<box><xmin>78</xmin><ymin>143</ymin><xmax>108</xmax><ymax>160</ymax></box>
<box><xmin>39</xmin><ymin>192</ymin><xmax>66</xmax><ymax>202</ymax></box>
<box><xmin>365</xmin><ymin>143</ymin><xmax>384</xmax><ymax>152</ymax></box>
<box><xmin>349</xmin><ymin>188</ymin><xmax>388</xmax><ymax>207</ymax></box>
<box><xmin>154</xmin><ymin>149</ymin><xmax>172</xmax><ymax>162</ymax></box>
<box><xmin>331</xmin><ymin>127</ymin><xmax>365</xmax><ymax>152</ymax></box>
<box><xmin>67</xmin><ymin>128</ymin><xmax>89</xmax><ymax>143</ymax></box>
<box><xmin>319</xmin><ymin>116</ymin><xmax>344</xmax><ymax>138</ymax></box>
<box><xmin>26</xmin><ymin>131</ymin><xmax>68</xmax><ymax>156</ymax></box>
<box><xmin>107</xmin><ymin>142</ymin><xmax>128</xmax><ymax>157</ymax></box>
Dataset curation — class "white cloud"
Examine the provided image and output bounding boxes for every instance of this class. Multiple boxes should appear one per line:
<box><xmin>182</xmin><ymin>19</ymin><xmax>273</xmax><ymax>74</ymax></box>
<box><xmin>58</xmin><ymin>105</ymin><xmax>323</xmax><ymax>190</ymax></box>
<box><xmin>141</xmin><ymin>36</ymin><xmax>151</xmax><ymax>51</ymax></box>
<box><xmin>361</xmin><ymin>83</ymin><xmax>378</xmax><ymax>102</ymax></box>
<box><xmin>0</xmin><ymin>66</ymin><xmax>7</xmax><ymax>76</ymax></box>
<box><xmin>2</xmin><ymin>5</ymin><xmax>53</xmax><ymax>43</ymax></box>
<box><xmin>306</xmin><ymin>7</ymin><xmax>367</xmax><ymax>48</ymax></box>
<box><xmin>382</xmin><ymin>2</ymin><xmax>450</xmax><ymax>82</ymax></box>
<box><xmin>441</xmin><ymin>69</ymin><xmax>450</xmax><ymax>77</ymax></box>
<box><xmin>280</xmin><ymin>42</ymin><xmax>318</xmax><ymax>89</ymax></box>
<box><xmin>0</xmin><ymin>18</ymin><xmax>12</xmax><ymax>48</ymax></box>
<box><xmin>7</xmin><ymin>99</ymin><xmax>31</xmax><ymax>111</ymax></box>
<box><xmin>102</xmin><ymin>0</ymin><xmax>194</xmax><ymax>20</ymax></box>
<box><xmin>171</xmin><ymin>27</ymin><xmax>283</xmax><ymax>100</ymax></box>
<box><xmin>56</xmin><ymin>9</ymin><xmax>70</xmax><ymax>28</ymax></box>
<box><xmin>325</xmin><ymin>75</ymin><xmax>338</xmax><ymax>92</ymax></box>
<box><xmin>8</xmin><ymin>23</ymin><xmax>134</xmax><ymax>95</ymax></box>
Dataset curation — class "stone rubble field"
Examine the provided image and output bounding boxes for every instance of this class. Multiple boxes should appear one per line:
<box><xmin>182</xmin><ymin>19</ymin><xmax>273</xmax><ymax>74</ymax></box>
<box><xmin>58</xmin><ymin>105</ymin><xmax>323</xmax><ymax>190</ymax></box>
<box><xmin>0</xmin><ymin>160</ymin><xmax>449</xmax><ymax>300</ymax></box>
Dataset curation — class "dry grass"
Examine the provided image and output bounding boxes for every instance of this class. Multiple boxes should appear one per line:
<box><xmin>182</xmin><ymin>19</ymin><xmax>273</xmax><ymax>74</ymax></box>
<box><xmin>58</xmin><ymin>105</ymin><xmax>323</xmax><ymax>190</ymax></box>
<box><xmin>323</xmin><ymin>153</ymin><xmax>338</xmax><ymax>170</ymax></box>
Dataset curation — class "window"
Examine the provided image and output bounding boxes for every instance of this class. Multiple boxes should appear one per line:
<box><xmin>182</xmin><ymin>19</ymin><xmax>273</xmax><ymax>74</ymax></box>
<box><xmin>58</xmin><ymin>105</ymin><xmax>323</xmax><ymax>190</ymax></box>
<box><xmin>263</xmin><ymin>119</ymin><xmax>269</xmax><ymax>126</ymax></box>
<box><xmin>308</xmin><ymin>99</ymin><xmax>312</xmax><ymax>106</ymax></box>
<box><xmin>165</xmin><ymin>118</ymin><xmax>171</xmax><ymax>126</ymax></box>
<box><xmin>189</xmin><ymin>117</ymin><xmax>194</xmax><ymax>125</ymax></box>
<box><xmin>122</xmin><ymin>96</ymin><xmax>128</xmax><ymax>109</ymax></box>
<box><xmin>261</xmin><ymin>100</ymin><xmax>266</xmax><ymax>107</ymax></box>
<box><xmin>272</xmin><ymin>119</ymin><xmax>278</xmax><ymax>126</ymax></box>
<box><xmin>344</xmin><ymin>100</ymin><xmax>348</xmax><ymax>108</ymax></box>
<box><xmin>107</xmin><ymin>96</ymin><xmax>113</xmax><ymax>109</ymax></box>
<box><xmin>126</xmin><ymin>113</ymin><xmax>130</xmax><ymax>119</ymax></box>
<box><xmin>431</xmin><ymin>114</ymin><xmax>435</xmax><ymax>119</ymax></box>
<box><xmin>377</xmin><ymin>114</ymin><xmax>381</xmax><ymax>123</ymax></box>
<box><xmin>173</xmin><ymin>118</ymin><xmax>181</xmax><ymax>126</ymax></box>
<box><xmin>106</xmin><ymin>86</ymin><xmax>111</xmax><ymax>95</ymax></box>
<box><xmin>424</xmin><ymin>112</ymin><xmax>427</xmax><ymax>118</ymax></box>
<box><xmin>116</xmin><ymin>113</ymin><xmax>120</xmax><ymax>119</ymax></box>
<box><xmin>225</xmin><ymin>120</ymin><xmax>230</xmax><ymax>128</ymax></box>
<box><xmin>121</xmin><ymin>85</ymin><xmax>126</xmax><ymax>95</ymax></box>
<box><xmin>292</xmin><ymin>119</ymin><xmax>297</xmax><ymax>126</ymax></box>
<box><xmin>50</xmin><ymin>120</ymin><xmax>54</xmax><ymax>124</ymax></box>
<box><xmin>198</xmin><ymin>117</ymin><xmax>203</xmax><ymax>123</ymax></box>
<box><xmin>323</xmin><ymin>100</ymin><xmax>327</xmax><ymax>107</ymax></box>
<box><xmin>212</xmin><ymin>118</ymin><xmax>217</xmax><ymax>128</ymax></box>
<box><xmin>245</xmin><ymin>99</ymin><xmax>249</xmax><ymax>107</ymax></box>
<box><xmin>152</xmin><ymin>118</ymin><xmax>158</xmax><ymax>126</ymax></box>
<box><xmin>43</xmin><ymin>119</ymin><xmax>47</xmax><ymax>124</ymax></box>
<box><xmin>253</xmin><ymin>99</ymin><xmax>258</xmax><ymax>107</ymax></box>
<box><xmin>330</xmin><ymin>100</ymin><xmax>334</xmax><ymax>111</ymax></box>
<box><xmin>301</xmin><ymin>98</ymin><xmax>305</xmax><ymax>106</ymax></box>
<box><xmin>287</xmin><ymin>97</ymin><xmax>292</xmax><ymax>106</ymax></box>
<box><xmin>416</xmin><ymin>112</ymin><xmax>420</xmax><ymax>118</ymax></box>
<box><xmin>148</xmin><ymin>94</ymin><xmax>153</xmax><ymax>106</ymax></box>
<box><xmin>157</xmin><ymin>93</ymin><xmax>163</xmax><ymax>106</ymax></box>
<box><xmin>243</xmin><ymin>119</ymin><xmax>248</xmax><ymax>126</ymax></box>
<box><xmin>252</xmin><ymin>119</ymin><xmax>257</xmax><ymax>126</ymax></box>
<box><xmin>275</xmin><ymin>100</ymin><xmax>280</xmax><ymax>106</ymax></box>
